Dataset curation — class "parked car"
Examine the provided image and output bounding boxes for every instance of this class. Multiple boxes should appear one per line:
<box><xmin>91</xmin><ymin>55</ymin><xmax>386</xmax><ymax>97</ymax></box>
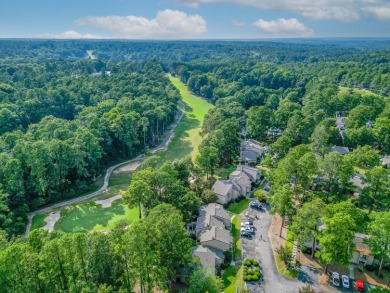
<box><xmin>241</xmin><ymin>221</ymin><xmax>253</xmax><ymax>227</ymax></box>
<box><xmin>250</xmin><ymin>203</ymin><xmax>263</xmax><ymax>210</ymax></box>
<box><xmin>332</xmin><ymin>272</ymin><xmax>340</xmax><ymax>286</ymax></box>
<box><xmin>355</xmin><ymin>279</ymin><xmax>364</xmax><ymax>292</ymax></box>
<box><xmin>341</xmin><ymin>275</ymin><xmax>349</xmax><ymax>288</ymax></box>
<box><xmin>241</xmin><ymin>231</ymin><xmax>252</xmax><ymax>239</ymax></box>
<box><xmin>241</xmin><ymin>226</ymin><xmax>254</xmax><ymax>234</ymax></box>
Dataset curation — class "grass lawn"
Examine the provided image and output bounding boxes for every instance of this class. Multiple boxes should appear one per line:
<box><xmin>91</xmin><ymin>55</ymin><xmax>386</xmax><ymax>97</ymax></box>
<box><xmin>162</xmin><ymin>76</ymin><xmax>214</xmax><ymax>162</ymax></box>
<box><xmin>31</xmin><ymin>213</ymin><xmax>48</xmax><ymax>231</ymax></box>
<box><xmin>223</xmin><ymin>266</ymin><xmax>244</xmax><ymax>293</ymax></box>
<box><xmin>285</xmin><ymin>229</ymin><xmax>295</xmax><ymax>251</ymax></box>
<box><xmin>231</xmin><ymin>215</ymin><xmax>242</xmax><ymax>261</ymax></box>
<box><xmin>214</xmin><ymin>165</ymin><xmax>236</xmax><ymax>179</ymax></box>
<box><xmin>38</xmin><ymin>78</ymin><xmax>212</xmax><ymax>234</ymax></box>
<box><xmin>54</xmin><ymin>198</ymin><xmax>139</xmax><ymax>233</ymax></box>
<box><xmin>339</xmin><ymin>86</ymin><xmax>387</xmax><ymax>98</ymax></box>
<box><xmin>354</xmin><ymin>166</ymin><xmax>367</xmax><ymax>175</ymax></box>
<box><xmin>275</xmin><ymin>254</ymin><xmax>299</xmax><ymax>279</ymax></box>
<box><xmin>227</xmin><ymin>199</ymin><xmax>251</xmax><ymax>214</ymax></box>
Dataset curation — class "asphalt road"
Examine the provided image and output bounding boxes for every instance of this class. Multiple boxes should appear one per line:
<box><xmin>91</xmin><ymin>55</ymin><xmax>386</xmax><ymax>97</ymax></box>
<box><xmin>242</xmin><ymin>205</ymin><xmax>337</xmax><ymax>293</ymax></box>
<box><xmin>24</xmin><ymin>101</ymin><xmax>185</xmax><ymax>238</ymax></box>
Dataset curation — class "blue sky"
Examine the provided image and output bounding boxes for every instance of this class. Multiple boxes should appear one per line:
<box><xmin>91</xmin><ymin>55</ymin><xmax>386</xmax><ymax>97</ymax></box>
<box><xmin>1</xmin><ymin>0</ymin><xmax>390</xmax><ymax>39</ymax></box>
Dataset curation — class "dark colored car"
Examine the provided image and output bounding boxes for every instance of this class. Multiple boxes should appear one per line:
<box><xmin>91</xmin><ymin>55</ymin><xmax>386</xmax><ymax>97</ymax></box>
<box><xmin>241</xmin><ymin>231</ymin><xmax>252</xmax><ymax>239</ymax></box>
<box><xmin>355</xmin><ymin>279</ymin><xmax>364</xmax><ymax>292</ymax></box>
<box><xmin>250</xmin><ymin>202</ymin><xmax>263</xmax><ymax>210</ymax></box>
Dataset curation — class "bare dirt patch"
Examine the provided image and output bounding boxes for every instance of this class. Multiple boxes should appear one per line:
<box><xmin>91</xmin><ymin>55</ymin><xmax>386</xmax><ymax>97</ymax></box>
<box><xmin>114</xmin><ymin>161</ymin><xmax>142</xmax><ymax>173</ymax></box>
<box><xmin>42</xmin><ymin>212</ymin><xmax>61</xmax><ymax>232</ymax></box>
<box><xmin>95</xmin><ymin>194</ymin><xmax>122</xmax><ymax>208</ymax></box>
<box><xmin>269</xmin><ymin>213</ymin><xmax>287</xmax><ymax>252</ymax></box>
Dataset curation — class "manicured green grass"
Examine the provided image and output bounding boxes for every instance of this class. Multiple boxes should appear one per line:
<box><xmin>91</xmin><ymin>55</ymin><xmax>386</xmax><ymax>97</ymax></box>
<box><xmin>39</xmin><ymin>77</ymin><xmax>211</xmax><ymax>234</ymax></box>
<box><xmin>54</xmin><ymin>198</ymin><xmax>139</xmax><ymax>233</ymax></box>
<box><xmin>354</xmin><ymin>166</ymin><xmax>367</xmax><ymax>175</ymax></box>
<box><xmin>162</xmin><ymin>76</ymin><xmax>214</xmax><ymax>162</ymax></box>
<box><xmin>227</xmin><ymin>199</ymin><xmax>251</xmax><ymax>214</ymax></box>
<box><xmin>31</xmin><ymin>213</ymin><xmax>48</xmax><ymax>231</ymax></box>
<box><xmin>275</xmin><ymin>254</ymin><xmax>299</xmax><ymax>279</ymax></box>
<box><xmin>231</xmin><ymin>215</ymin><xmax>242</xmax><ymax>261</ymax></box>
<box><xmin>339</xmin><ymin>86</ymin><xmax>387</xmax><ymax>97</ymax></box>
<box><xmin>286</xmin><ymin>229</ymin><xmax>295</xmax><ymax>251</ymax></box>
<box><xmin>223</xmin><ymin>266</ymin><xmax>244</xmax><ymax>293</ymax></box>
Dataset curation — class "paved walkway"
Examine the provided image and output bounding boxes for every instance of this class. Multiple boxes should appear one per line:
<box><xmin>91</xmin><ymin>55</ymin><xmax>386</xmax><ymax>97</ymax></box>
<box><xmin>24</xmin><ymin>101</ymin><xmax>185</xmax><ymax>238</ymax></box>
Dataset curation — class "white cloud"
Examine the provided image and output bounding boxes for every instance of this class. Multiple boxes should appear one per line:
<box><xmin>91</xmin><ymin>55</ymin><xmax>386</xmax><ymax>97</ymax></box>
<box><xmin>40</xmin><ymin>31</ymin><xmax>104</xmax><ymax>39</ymax></box>
<box><xmin>232</xmin><ymin>19</ymin><xmax>246</xmax><ymax>26</ymax></box>
<box><xmin>177</xmin><ymin>0</ymin><xmax>390</xmax><ymax>22</ymax></box>
<box><xmin>252</xmin><ymin>18</ymin><xmax>314</xmax><ymax>37</ymax></box>
<box><xmin>75</xmin><ymin>9</ymin><xmax>207</xmax><ymax>39</ymax></box>
<box><xmin>362</xmin><ymin>5</ymin><xmax>390</xmax><ymax>20</ymax></box>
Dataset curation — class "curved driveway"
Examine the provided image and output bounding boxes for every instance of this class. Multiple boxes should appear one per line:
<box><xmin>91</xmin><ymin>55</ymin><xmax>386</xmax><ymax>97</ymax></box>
<box><xmin>242</xmin><ymin>205</ymin><xmax>337</xmax><ymax>293</ymax></box>
<box><xmin>25</xmin><ymin>101</ymin><xmax>185</xmax><ymax>238</ymax></box>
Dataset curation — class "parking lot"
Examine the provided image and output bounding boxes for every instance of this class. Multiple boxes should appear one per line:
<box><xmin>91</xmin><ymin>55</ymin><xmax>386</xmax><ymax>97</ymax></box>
<box><xmin>240</xmin><ymin>202</ymin><xmax>334</xmax><ymax>293</ymax></box>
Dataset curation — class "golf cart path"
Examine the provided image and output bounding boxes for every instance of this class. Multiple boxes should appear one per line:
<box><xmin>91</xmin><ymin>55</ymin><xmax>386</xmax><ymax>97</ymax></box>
<box><xmin>25</xmin><ymin>100</ymin><xmax>185</xmax><ymax>238</ymax></box>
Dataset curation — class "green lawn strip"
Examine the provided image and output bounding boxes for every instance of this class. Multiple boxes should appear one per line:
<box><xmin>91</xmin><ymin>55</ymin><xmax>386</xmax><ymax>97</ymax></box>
<box><xmin>285</xmin><ymin>228</ymin><xmax>295</xmax><ymax>251</ymax></box>
<box><xmin>275</xmin><ymin>254</ymin><xmax>299</xmax><ymax>279</ymax></box>
<box><xmin>223</xmin><ymin>265</ymin><xmax>244</xmax><ymax>293</ymax></box>
<box><xmin>227</xmin><ymin>199</ymin><xmax>251</xmax><ymax>214</ymax></box>
<box><xmin>31</xmin><ymin>213</ymin><xmax>48</xmax><ymax>231</ymax></box>
<box><xmin>54</xmin><ymin>198</ymin><xmax>139</xmax><ymax>233</ymax></box>
<box><xmin>339</xmin><ymin>86</ymin><xmax>387</xmax><ymax>98</ymax></box>
<box><xmin>231</xmin><ymin>215</ymin><xmax>242</xmax><ymax>261</ymax></box>
<box><xmin>164</xmin><ymin>76</ymin><xmax>214</xmax><ymax>162</ymax></box>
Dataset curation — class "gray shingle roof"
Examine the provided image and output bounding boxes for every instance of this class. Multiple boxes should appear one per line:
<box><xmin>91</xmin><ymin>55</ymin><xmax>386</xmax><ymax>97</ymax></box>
<box><xmin>200</xmin><ymin>226</ymin><xmax>233</xmax><ymax>245</ymax></box>
<box><xmin>193</xmin><ymin>246</ymin><xmax>221</xmax><ymax>270</ymax></box>
<box><xmin>196</xmin><ymin>203</ymin><xmax>230</xmax><ymax>231</ymax></box>
<box><xmin>331</xmin><ymin>146</ymin><xmax>350</xmax><ymax>155</ymax></box>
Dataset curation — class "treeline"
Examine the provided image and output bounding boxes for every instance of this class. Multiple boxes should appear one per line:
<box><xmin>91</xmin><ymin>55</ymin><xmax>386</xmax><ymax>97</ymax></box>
<box><xmin>2</xmin><ymin>39</ymin><xmax>390</xmax><ymax>64</ymax></box>
<box><xmin>0</xmin><ymin>204</ymin><xmax>197</xmax><ymax>293</ymax></box>
<box><xmin>0</xmin><ymin>61</ymin><xmax>180</xmax><ymax>234</ymax></box>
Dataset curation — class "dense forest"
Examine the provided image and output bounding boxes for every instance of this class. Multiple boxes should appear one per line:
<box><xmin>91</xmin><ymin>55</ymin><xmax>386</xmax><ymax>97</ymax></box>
<box><xmin>0</xmin><ymin>40</ymin><xmax>390</xmax><ymax>292</ymax></box>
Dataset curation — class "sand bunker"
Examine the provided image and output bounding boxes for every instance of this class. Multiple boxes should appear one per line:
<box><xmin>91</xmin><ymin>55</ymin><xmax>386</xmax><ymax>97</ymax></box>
<box><xmin>115</xmin><ymin>161</ymin><xmax>142</xmax><ymax>173</ymax></box>
<box><xmin>42</xmin><ymin>212</ymin><xmax>61</xmax><ymax>232</ymax></box>
<box><xmin>95</xmin><ymin>194</ymin><xmax>122</xmax><ymax>208</ymax></box>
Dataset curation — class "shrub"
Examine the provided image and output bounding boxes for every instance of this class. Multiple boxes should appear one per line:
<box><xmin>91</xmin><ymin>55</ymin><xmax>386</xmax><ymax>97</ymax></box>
<box><xmin>235</xmin><ymin>197</ymin><xmax>241</xmax><ymax>203</ymax></box>
<box><xmin>252</xmin><ymin>260</ymin><xmax>259</xmax><ymax>267</ymax></box>
<box><xmin>254</xmin><ymin>189</ymin><xmax>267</xmax><ymax>203</ymax></box>
<box><xmin>223</xmin><ymin>250</ymin><xmax>232</xmax><ymax>263</ymax></box>
<box><xmin>223</xmin><ymin>203</ymin><xmax>230</xmax><ymax>209</ymax></box>
<box><xmin>276</xmin><ymin>245</ymin><xmax>292</xmax><ymax>265</ymax></box>
<box><xmin>220</xmin><ymin>262</ymin><xmax>229</xmax><ymax>270</ymax></box>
